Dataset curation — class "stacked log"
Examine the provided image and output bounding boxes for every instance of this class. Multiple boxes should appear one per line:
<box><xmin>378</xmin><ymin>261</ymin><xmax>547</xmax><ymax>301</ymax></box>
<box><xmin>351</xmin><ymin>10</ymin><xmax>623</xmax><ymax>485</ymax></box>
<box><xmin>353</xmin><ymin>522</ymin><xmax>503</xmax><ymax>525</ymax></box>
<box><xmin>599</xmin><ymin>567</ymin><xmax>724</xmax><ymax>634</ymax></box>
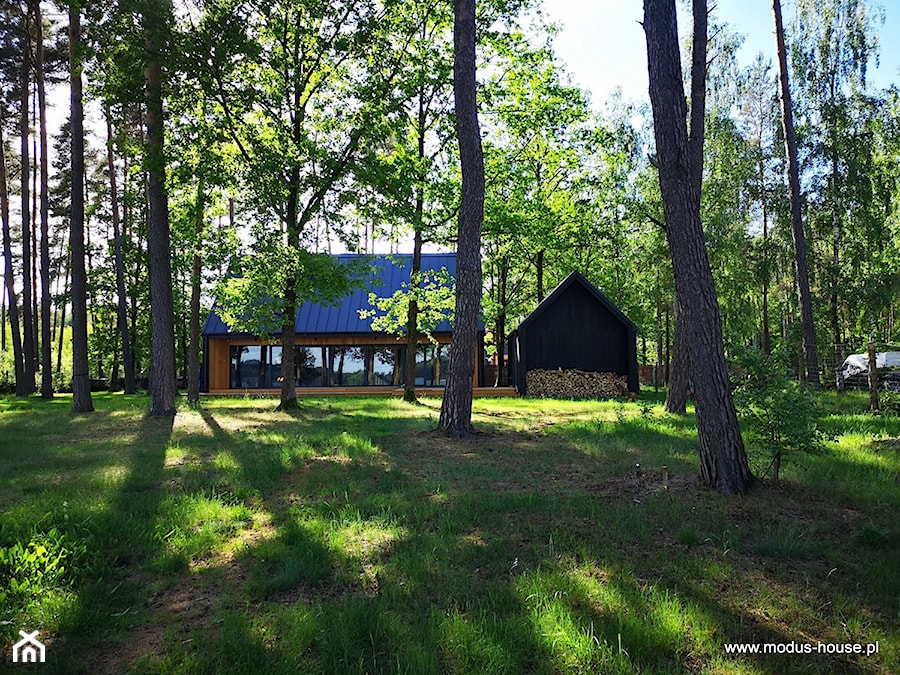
<box><xmin>526</xmin><ymin>368</ymin><xmax>628</xmax><ymax>399</ymax></box>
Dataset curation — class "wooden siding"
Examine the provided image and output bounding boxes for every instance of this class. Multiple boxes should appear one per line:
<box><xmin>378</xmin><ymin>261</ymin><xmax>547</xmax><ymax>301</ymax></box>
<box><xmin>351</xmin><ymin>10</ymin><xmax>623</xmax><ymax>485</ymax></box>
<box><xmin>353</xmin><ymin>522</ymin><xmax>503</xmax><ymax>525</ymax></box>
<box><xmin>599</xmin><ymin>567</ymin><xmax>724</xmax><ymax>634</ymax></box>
<box><xmin>208</xmin><ymin>337</ymin><xmax>231</xmax><ymax>390</ymax></box>
<box><xmin>511</xmin><ymin>277</ymin><xmax>639</xmax><ymax>394</ymax></box>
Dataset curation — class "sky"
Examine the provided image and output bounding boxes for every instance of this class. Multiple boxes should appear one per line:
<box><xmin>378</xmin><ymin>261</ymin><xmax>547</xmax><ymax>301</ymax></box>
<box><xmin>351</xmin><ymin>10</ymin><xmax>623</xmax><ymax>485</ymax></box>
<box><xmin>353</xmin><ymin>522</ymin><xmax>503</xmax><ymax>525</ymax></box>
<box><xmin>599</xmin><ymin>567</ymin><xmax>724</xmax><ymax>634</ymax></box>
<box><xmin>541</xmin><ymin>0</ymin><xmax>900</xmax><ymax>109</ymax></box>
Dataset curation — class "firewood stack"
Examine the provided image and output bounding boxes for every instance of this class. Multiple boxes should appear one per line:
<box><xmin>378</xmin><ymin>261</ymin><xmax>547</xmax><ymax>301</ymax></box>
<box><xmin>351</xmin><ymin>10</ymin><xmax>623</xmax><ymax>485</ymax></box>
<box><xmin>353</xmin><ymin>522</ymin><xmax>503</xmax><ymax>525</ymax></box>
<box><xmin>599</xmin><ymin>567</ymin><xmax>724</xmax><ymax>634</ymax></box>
<box><xmin>526</xmin><ymin>368</ymin><xmax>629</xmax><ymax>399</ymax></box>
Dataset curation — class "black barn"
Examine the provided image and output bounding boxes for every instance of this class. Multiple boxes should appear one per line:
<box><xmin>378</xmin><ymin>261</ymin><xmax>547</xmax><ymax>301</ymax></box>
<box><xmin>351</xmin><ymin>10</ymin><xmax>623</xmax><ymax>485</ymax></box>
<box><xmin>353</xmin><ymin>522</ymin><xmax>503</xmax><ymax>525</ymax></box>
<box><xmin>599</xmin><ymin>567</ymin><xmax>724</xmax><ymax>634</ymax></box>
<box><xmin>507</xmin><ymin>271</ymin><xmax>639</xmax><ymax>395</ymax></box>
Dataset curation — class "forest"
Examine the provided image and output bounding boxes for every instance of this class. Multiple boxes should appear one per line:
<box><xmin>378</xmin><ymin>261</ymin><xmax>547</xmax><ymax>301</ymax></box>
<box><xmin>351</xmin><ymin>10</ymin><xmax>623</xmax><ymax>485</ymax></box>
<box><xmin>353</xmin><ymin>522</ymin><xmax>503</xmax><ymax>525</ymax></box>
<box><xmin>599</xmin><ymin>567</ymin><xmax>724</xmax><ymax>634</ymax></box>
<box><xmin>2</xmin><ymin>1</ymin><xmax>899</xmax><ymax>670</ymax></box>
<box><xmin>1</xmin><ymin>0</ymin><xmax>898</xmax><ymax>415</ymax></box>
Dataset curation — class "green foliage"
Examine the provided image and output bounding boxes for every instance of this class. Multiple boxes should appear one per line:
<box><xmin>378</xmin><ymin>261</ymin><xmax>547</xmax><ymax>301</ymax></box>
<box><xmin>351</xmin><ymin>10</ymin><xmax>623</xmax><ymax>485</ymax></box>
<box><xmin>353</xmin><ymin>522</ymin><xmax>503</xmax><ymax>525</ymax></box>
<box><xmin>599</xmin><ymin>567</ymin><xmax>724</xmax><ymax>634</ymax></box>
<box><xmin>359</xmin><ymin>267</ymin><xmax>455</xmax><ymax>344</ymax></box>
<box><xmin>734</xmin><ymin>348</ymin><xmax>827</xmax><ymax>480</ymax></box>
<box><xmin>0</xmin><ymin>527</ymin><xmax>84</xmax><ymax>606</ymax></box>
<box><xmin>217</xmin><ymin>251</ymin><xmax>371</xmax><ymax>336</ymax></box>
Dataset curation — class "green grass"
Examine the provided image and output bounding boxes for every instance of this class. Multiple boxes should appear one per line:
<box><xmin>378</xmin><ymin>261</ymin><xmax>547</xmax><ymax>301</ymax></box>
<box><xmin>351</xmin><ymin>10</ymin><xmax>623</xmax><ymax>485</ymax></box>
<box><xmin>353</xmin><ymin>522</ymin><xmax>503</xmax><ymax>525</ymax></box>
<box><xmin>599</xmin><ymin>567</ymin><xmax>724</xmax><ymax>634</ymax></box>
<box><xmin>0</xmin><ymin>391</ymin><xmax>897</xmax><ymax>673</ymax></box>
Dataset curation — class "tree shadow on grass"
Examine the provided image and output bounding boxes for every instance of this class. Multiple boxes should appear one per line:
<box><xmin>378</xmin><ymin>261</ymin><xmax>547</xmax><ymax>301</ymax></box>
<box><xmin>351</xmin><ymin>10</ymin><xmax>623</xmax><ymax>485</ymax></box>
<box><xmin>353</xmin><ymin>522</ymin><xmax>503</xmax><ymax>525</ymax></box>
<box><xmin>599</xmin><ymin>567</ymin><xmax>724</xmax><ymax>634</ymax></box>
<box><xmin>67</xmin><ymin>403</ymin><xmax>896</xmax><ymax>674</ymax></box>
<box><xmin>37</xmin><ymin>413</ymin><xmax>174</xmax><ymax>675</ymax></box>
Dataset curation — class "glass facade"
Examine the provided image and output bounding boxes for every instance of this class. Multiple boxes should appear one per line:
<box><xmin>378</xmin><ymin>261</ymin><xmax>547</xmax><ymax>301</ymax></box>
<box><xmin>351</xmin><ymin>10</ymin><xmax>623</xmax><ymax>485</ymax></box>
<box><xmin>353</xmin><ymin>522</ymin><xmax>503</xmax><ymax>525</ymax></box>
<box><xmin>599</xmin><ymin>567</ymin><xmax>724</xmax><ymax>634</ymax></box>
<box><xmin>228</xmin><ymin>344</ymin><xmax>440</xmax><ymax>388</ymax></box>
<box><xmin>230</xmin><ymin>345</ymin><xmax>282</xmax><ymax>388</ymax></box>
<box><xmin>415</xmin><ymin>345</ymin><xmax>448</xmax><ymax>386</ymax></box>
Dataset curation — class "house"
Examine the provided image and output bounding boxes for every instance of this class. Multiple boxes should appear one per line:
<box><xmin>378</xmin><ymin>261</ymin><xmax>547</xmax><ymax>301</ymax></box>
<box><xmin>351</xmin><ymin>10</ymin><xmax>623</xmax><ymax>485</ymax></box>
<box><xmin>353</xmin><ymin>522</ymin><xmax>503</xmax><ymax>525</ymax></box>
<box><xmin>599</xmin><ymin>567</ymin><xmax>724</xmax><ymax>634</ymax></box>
<box><xmin>507</xmin><ymin>271</ymin><xmax>639</xmax><ymax>396</ymax></box>
<box><xmin>201</xmin><ymin>253</ymin><xmax>487</xmax><ymax>394</ymax></box>
<box><xmin>13</xmin><ymin>630</ymin><xmax>46</xmax><ymax>663</ymax></box>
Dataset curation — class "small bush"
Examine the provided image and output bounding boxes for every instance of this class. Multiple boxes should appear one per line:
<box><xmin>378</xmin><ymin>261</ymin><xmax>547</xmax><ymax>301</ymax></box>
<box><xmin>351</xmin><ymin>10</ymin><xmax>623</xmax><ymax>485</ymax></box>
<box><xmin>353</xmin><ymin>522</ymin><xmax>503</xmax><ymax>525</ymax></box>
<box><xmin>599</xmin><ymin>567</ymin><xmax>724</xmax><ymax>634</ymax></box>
<box><xmin>733</xmin><ymin>348</ymin><xmax>826</xmax><ymax>481</ymax></box>
<box><xmin>0</xmin><ymin>527</ymin><xmax>84</xmax><ymax>606</ymax></box>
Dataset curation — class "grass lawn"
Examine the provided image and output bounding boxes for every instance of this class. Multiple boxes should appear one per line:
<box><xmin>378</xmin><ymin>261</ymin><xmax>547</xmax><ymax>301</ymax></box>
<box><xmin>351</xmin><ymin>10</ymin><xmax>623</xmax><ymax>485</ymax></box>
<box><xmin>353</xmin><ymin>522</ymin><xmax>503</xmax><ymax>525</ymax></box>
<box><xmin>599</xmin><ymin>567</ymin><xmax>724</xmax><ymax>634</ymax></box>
<box><xmin>0</xmin><ymin>391</ymin><xmax>897</xmax><ymax>673</ymax></box>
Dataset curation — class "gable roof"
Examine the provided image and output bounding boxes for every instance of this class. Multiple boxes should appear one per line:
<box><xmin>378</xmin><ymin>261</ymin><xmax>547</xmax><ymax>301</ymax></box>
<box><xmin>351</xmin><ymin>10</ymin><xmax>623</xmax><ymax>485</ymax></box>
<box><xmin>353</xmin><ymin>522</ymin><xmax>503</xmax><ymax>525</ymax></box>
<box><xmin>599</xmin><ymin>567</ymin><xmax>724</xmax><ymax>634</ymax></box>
<box><xmin>512</xmin><ymin>270</ymin><xmax>636</xmax><ymax>335</ymax></box>
<box><xmin>202</xmin><ymin>253</ymin><xmax>458</xmax><ymax>337</ymax></box>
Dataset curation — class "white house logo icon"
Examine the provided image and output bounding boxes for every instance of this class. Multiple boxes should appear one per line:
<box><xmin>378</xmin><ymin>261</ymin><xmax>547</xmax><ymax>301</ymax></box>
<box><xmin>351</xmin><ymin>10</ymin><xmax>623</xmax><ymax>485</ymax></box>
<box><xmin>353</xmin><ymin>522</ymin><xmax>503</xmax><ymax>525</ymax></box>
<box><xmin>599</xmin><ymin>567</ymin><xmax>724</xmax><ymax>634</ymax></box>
<box><xmin>12</xmin><ymin>630</ymin><xmax>46</xmax><ymax>663</ymax></box>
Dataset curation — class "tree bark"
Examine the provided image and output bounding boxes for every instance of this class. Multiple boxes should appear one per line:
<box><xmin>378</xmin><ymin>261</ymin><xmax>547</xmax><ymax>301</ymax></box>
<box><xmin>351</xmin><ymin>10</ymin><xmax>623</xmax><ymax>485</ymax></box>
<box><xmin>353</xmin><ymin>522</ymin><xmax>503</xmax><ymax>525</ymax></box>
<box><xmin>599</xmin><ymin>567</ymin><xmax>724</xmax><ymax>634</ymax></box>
<box><xmin>439</xmin><ymin>0</ymin><xmax>484</xmax><ymax>438</ymax></box>
<box><xmin>105</xmin><ymin>107</ymin><xmax>136</xmax><ymax>394</ymax></box>
<box><xmin>403</xmin><ymin>80</ymin><xmax>430</xmax><ymax>403</ymax></box>
<box><xmin>644</xmin><ymin>0</ymin><xmax>752</xmax><ymax>494</ymax></box>
<box><xmin>867</xmin><ymin>340</ymin><xmax>879</xmax><ymax>412</ymax></box>
<box><xmin>187</xmin><ymin>177</ymin><xmax>205</xmax><ymax>404</ymax></box>
<box><xmin>536</xmin><ymin>249</ymin><xmax>545</xmax><ymax>302</ymax></box>
<box><xmin>403</xmin><ymin>228</ymin><xmax>423</xmax><ymax>402</ymax></box>
<box><xmin>55</xmin><ymin>251</ymin><xmax>69</xmax><ymax>374</ymax></box>
<box><xmin>760</xmin><ymin>159</ymin><xmax>771</xmax><ymax>354</ymax></box>
<box><xmin>664</xmin><ymin>292</ymin><xmax>690</xmax><ymax>413</ymax></box>
<box><xmin>69</xmin><ymin>5</ymin><xmax>93</xmax><ymax>412</ymax></box>
<box><xmin>144</xmin><ymin>0</ymin><xmax>177</xmax><ymax>416</ymax></box>
<box><xmin>1</xmin><ymin>123</ymin><xmax>26</xmax><ymax>395</ymax></box>
<box><xmin>494</xmin><ymin>257</ymin><xmax>508</xmax><ymax>387</ymax></box>
<box><xmin>773</xmin><ymin>0</ymin><xmax>820</xmax><ymax>387</ymax></box>
<box><xmin>278</xmin><ymin>163</ymin><xmax>301</xmax><ymax>410</ymax></box>
<box><xmin>664</xmin><ymin>0</ymin><xmax>705</xmax><ymax>413</ymax></box>
<box><xmin>20</xmin><ymin>4</ymin><xmax>36</xmax><ymax>394</ymax></box>
<box><xmin>34</xmin><ymin>0</ymin><xmax>52</xmax><ymax>398</ymax></box>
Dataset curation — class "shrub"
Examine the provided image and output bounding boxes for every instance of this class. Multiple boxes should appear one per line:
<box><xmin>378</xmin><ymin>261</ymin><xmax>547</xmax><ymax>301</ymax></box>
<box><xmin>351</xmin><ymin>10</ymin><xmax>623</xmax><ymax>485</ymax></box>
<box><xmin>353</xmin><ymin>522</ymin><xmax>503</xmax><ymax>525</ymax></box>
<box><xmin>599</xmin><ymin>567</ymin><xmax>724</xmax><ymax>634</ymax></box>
<box><xmin>0</xmin><ymin>527</ymin><xmax>84</xmax><ymax>606</ymax></box>
<box><xmin>733</xmin><ymin>348</ymin><xmax>826</xmax><ymax>481</ymax></box>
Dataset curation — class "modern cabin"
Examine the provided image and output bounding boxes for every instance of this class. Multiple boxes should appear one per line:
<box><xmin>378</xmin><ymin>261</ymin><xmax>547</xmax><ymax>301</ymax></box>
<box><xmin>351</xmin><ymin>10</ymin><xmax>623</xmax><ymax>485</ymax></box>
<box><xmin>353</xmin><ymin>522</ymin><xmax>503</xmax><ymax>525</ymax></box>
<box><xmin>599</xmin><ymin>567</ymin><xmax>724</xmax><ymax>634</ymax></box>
<box><xmin>201</xmin><ymin>253</ymin><xmax>486</xmax><ymax>394</ymax></box>
<box><xmin>507</xmin><ymin>271</ymin><xmax>639</xmax><ymax>396</ymax></box>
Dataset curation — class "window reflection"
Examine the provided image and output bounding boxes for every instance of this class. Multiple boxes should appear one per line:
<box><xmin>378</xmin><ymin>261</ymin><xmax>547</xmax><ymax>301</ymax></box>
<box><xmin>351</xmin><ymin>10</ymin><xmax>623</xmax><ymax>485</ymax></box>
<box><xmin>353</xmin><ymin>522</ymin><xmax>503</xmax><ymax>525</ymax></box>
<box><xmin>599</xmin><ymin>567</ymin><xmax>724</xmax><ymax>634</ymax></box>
<box><xmin>415</xmin><ymin>345</ymin><xmax>449</xmax><ymax>386</ymax></box>
<box><xmin>229</xmin><ymin>343</ymin><xmax>447</xmax><ymax>388</ymax></box>
<box><xmin>229</xmin><ymin>345</ymin><xmax>281</xmax><ymax>388</ymax></box>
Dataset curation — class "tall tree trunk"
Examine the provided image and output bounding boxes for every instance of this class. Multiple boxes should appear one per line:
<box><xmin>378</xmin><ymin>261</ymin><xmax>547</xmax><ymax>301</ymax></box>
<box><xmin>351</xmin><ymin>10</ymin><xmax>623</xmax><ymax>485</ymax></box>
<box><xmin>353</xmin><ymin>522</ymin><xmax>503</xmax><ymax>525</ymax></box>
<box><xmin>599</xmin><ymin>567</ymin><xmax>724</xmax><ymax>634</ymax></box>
<box><xmin>663</xmin><ymin>0</ymin><xmax>705</xmax><ymax>412</ymax></box>
<box><xmin>404</xmin><ymin>228</ymin><xmax>422</xmax><ymax>402</ymax></box>
<box><xmin>867</xmin><ymin>339</ymin><xmax>879</xmax><ymax>412</ymax></box>
<box><xmin>123</xmin><ymin>148</ymin><xmax>141</xmax><ymax>380</ymax></box>
<box><xmin>84</xmin><ymin>184</ymin><xmax>102</xmax><ymax>380</ymax></box>
<box><xmin>35</xmin><ymin>0</ymin><xmax>52</xmax><ymax>398</ymax></box>
<box><xmin>654</xmin><ymin>277</ymin><xmax>662</xmax><ymax>391</ymax></box>
<box><xmin>31</xmin><ymin>129</ymin><xmax>38</xmax><ymax>373</ymax></box>
<box><xmin>144</xmin><ymin>0</ymin><xmax>177</xmax><ymax>416</ymax></box>
<box><xmin>536</xmin><ymin>249</ymin><xmax>545</xmax><ymax>302</ymax></box>
<box><xmin>439</xmin><ymin>0</ymin><xmax>484</xmax><ymax>438</ymax></box>
<box><xmin>773</xmin><ymin>0</ymin><xmax>820</xmax><ymax>387</ymax></box>
<box><xmin>55</xmin><ymin>251</ymin><xmax>69</xmax><ymax>374</ymax></box>
<box><xmin>69</xmin><ymin>5</ymin><xmax>93</xmax><ymax>412</ymax></box>
<box><xmin>1</xmin><ymin>123</ymin><xmax>26</xmax><ymax>395</ymax></box>
<box><xmin>187</xmin><ymin>176</ymin><xmax>205</xmax><ymax>404</ymax></box>
<box><xmin>644</xmin><ymin>0</ymin><xmax>752</xmax><ymax>494</ymax></box>
<box><xmin>494</xmin><ymin>257</ymin><xmax>508</xmax><ymax>387</ymax></box>
<box><xmin>760</xmin><ymin>159</ymin><xmax>771</xmax><ymax>354</ymax></box>
<box><xmin>830</xmin><ymin>151</ymin><xmax>843</xmax><ymax>390</ymax></box>
<box><xmin>403</xmin><ymin>79</ymin><xmax>429</xmax><ymax>403</ymax></box>
<box><xmin>278</xmin><ymin>165</ymin><xmax>300</xmax><ymax>410</ymax></box>
<box><xmin>827</xmin><ymin>64</ymin><xmax>844</xmax><ymax>390</ymax></box>
<box><xmin>664</xmin><ymin>292</ymin><xmax>690</xmax><ymax>413</ymax></box>
<box><xmin>20</xmin><ymin>5</ymin><xmax>36</xmax><ymax>394</ymax></box>
<box><xmin>105</xmin><ymin>107</ymin><xmax>135</xmax><ymax>393</ymax></box>
<box><xmin>664</xmin><ymin>300</ymin><xmax>671</xmax><ymax>383</ymax></box>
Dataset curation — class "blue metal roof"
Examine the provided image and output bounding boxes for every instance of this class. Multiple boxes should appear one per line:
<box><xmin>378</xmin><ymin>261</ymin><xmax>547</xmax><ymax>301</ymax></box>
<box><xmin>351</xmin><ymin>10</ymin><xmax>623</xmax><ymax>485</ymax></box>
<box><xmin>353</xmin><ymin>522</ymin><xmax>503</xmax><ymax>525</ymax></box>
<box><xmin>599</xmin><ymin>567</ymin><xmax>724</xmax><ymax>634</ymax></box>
<box><xmin>202</xmin><ymin>253</ymin><xmax>458</xmax><ymax>336</ymax></box>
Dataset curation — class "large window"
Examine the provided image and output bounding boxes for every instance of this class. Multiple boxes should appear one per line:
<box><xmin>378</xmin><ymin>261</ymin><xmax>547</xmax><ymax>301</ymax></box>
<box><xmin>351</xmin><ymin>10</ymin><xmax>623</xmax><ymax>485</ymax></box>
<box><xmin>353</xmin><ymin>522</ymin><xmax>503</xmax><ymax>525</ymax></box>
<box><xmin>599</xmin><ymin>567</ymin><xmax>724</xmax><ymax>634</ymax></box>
<box><xmin>415</xmin><ymin>345</ymin><xmax>448</xmax><ymax>386</ymax></box>
<box><xmin>331</xmin><ymin>347</ymin><xmax>366</xmax><ymax>386</ymax></box>
<box><xmin>230</xmin><ymin>345</ymin><xmax>281</xmax><ymax>388</ymax></box>
<box><xmin>297</xmin><ymin>347</ymin><xmax>326</xmax><ymax>386</ymax></box>
<box><xmin>371</xmin><ymin>349</ymin><xmax>398</xmax><ymax>385</ymax></box>
<box><xmin>296</xmin><ymin>346</ymin><xmax>405</xmax><ymax>387</ymax></box>
<box><xmin>228</xmin><ymin>343</ymin><xmax>444</xmax><ymax>388</ymax></box>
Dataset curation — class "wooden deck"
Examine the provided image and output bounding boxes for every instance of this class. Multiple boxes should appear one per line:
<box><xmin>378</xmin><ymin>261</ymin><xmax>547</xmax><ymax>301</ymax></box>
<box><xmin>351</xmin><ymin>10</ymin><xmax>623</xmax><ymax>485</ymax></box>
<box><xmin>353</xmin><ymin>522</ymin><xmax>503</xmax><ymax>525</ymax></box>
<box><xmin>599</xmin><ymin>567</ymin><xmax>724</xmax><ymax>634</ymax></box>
<box><xmin>205</xmin><ymin>386</ymin><xmax>518</xmax><ymax>398</ymax></box>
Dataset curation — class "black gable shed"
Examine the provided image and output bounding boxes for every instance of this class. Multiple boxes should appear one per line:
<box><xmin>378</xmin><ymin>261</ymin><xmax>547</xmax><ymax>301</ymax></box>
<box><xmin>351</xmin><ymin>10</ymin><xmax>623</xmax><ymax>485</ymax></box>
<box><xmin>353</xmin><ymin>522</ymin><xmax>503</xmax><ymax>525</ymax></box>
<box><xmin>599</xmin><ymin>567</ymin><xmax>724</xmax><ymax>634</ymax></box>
<box><xmin>507</xmin><ymin>271</ymin><xmax>639</xmax><ymax>396</ymax></box>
